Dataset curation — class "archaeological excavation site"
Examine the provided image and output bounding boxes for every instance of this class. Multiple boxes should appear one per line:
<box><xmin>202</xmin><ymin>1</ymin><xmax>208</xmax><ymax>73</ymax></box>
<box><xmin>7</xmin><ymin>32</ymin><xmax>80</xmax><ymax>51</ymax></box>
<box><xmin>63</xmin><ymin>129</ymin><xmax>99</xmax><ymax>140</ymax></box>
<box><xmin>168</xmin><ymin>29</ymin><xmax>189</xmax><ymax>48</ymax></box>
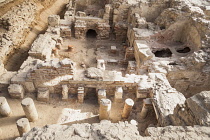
<box><xmin>0</xmin><ymin>0</ymin><xmax>210</xmax><ymax>139</ymax></box>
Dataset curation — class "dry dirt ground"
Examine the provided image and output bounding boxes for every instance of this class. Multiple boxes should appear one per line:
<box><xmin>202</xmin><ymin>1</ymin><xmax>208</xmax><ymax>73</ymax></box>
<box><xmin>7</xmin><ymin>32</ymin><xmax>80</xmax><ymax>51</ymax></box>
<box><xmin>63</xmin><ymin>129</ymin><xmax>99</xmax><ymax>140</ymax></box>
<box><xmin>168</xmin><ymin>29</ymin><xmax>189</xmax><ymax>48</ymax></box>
<box><xmin>0</xmin><ymin>92</ymin><xmax>99</xmax><ymax>140</ymax></box>
<box><xmin>59</xmin><ymin>38</ymin><xmax>126</xmax><ymax>70</ymax></box>
<box><xmin>0</xmin><ymin>92</ymin><xmax>157</xmax><ymax>140</ymax></box>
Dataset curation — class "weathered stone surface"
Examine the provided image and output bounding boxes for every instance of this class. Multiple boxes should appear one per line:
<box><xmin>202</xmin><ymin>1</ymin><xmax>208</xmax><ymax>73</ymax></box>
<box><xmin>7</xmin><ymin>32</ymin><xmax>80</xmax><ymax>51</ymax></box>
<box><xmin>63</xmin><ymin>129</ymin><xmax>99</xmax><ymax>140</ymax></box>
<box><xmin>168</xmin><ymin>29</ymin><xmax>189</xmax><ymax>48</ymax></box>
<box><xmin>37</xmin><ymin>88</ymin><xmax>50</xmax><ymax>102</ymax></box>
<box><xmin>86</xmin><ymin>67</ymin><xmax>104</xmax><ymax>79</ymax></box>
<box><xmin>146</xmin><ymin>125</ymin><xmax>210</xmax><ymax>140</ymax></box>
<box><xmin>16</xmin><ymin>121</ymin><xmax>142</xmax><ymax>140</ymax></box>
<box><xmin>186</xmin><ymin>91</ymin><xmax>210</xmax><ymax>126</ymax></box>
<box><xmin>0</xmin><ymin>0</ymin><xmax>37</xmax><ymax>63</ymax></box>
<box><xmin>48</xmin><ymin>15</ymin><xmax>60</xmax><ymax>27</ymax></box>
<box><xmin>150</xmin><ymin>73</ymin><xmax>186</xmax><ymax>126</ymax></box>
<box><xmin>16</xmin><ymin>118</ymin><xmax>31</xmax><ymax>137</ymax></box>
<box><xmin>16</xmin><ymin>121</ymin><xmax>210</xmax><ymax>140</ymax></box>
<box><xmin>28</xmin><ymin>34</ymin><xmax>56</xmax><ymax>60</ymax></box>
<box><xmin>8</xmin><ymin>84</ymin><xmax>25</xmax><ymax>98</ymax></box>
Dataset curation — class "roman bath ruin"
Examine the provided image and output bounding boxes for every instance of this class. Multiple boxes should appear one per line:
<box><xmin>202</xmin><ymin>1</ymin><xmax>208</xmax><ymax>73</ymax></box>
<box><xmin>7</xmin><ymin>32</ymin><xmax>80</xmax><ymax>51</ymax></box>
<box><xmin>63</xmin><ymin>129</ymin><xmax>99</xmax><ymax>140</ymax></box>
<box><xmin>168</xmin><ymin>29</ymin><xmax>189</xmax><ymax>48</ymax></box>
<box><xmin>0</xmin><ymin>0</ymin><xmax>210</xmax><ymax>139</ymax></box>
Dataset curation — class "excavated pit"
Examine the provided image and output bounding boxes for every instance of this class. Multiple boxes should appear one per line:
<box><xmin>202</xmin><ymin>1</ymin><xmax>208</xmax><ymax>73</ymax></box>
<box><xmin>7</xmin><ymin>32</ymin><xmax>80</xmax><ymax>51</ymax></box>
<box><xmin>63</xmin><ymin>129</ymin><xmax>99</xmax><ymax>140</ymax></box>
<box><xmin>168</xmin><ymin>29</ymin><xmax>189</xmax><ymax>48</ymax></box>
<box><xmin>176</xmin><ymin>47</ymin><xmax>191</xmax><ymax>53</ymax></box>
<box><xmin>153</xmin><ymin>49</ymin><xmax>172</xmax><ymax>57</ymax></box>
<box><xmin>1</xmin><ymin>0</ymin><xmax>210</xmax><ymax>139</ymax></box>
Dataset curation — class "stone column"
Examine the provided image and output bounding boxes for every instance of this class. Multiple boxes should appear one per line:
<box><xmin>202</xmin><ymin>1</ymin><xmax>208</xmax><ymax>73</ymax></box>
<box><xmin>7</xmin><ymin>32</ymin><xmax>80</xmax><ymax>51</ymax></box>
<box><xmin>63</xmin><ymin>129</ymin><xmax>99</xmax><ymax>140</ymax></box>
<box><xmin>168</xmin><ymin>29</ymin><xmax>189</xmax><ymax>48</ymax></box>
<box><xmin>62</xmin><ymin>85</ymin><xmax>68</xmax><ymax>101</ymax></box>
<box><xmin>140</xmin><ymin>98</ymin><xmax>152</xmax><ymax>119</ymax></box>
<box><xmin>77</xmin><ymin>87</ymin><xmax>84</xmax><ymax>103</ymax></box>
<box><xmin>114</xmin><ymin>87</ymin><xmax>123</xmax><ymax>102</ymax></box>
<box><xmin>99</xmin><ymin>99</ymin><xmax>111</xmax><ymax>120</ymax></box>
<box><xmin>122</xmin><ymin>98</ymin><xmax>134</xmax><ymax>119</ymax></box>
<box><xmin>0</xmin><ymin>97</ymin><xmax>12</xmax><ymax>117</ymax></box>
<box><xmin>97</xmin><ymin>89</ymin><xmax>106</xmax><ymax>104</ymax></box>
<box><xmin>16</xmin><ymin>118</ymin><xmax>31</xmax><ymax>136</ymax></box>
<box><xmin>21</xmin><ymin>98</ymin><xmax>38</xmax><ymax>122</ymax></box>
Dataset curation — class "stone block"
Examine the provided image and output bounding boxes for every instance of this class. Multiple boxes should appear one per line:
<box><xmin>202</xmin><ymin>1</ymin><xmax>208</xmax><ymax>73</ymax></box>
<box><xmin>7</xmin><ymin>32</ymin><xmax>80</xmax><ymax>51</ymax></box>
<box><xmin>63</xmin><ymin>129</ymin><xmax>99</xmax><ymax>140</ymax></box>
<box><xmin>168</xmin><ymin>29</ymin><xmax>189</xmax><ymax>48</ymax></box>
<box><xmin>62</xmin><ymin>85</ymin><xmax>68</xmax><ymax>101</ymax></box>
<box><xmin>77</xmin><ymin>87</ymin><xmax>85</xmax><ymax>103</ymax></box>
<box><xmin>98</xmin><ymin>89</ymin><xmax>106</xmax><ymax>104</ymax></box>
<box><xmin>37</xmin><ymin>88</ymin><xmax>50</xmax><ymax>102</ymax></box>
<box><xmin>8</xmin><ymin>84</ymin><xmax>25</xmax><ymax>99</ymax></box>
<box><xmin>114</xmin><ymin>87</ymin><xmax>123</xmax><ymax>102</ymax></box>
<box><xmin>76</xmin><ymin>11</ymin><xmax>86</xmax><ymax>17</ymax></box>
<box><xmin>97</xmin><ymin>59</ymin><xmax>105</xmax><ymax>70</ymax></box>
<box><xmin>48</xmin><ymin>15</ymin><xmax>60</xmax><ymax>27</ymax></box>
<box><xmin>24</xmin><ymin>82</ymin><xmax>35</xmax><ymax>93</ymax></box>
<box><xmin>60</xmin><ymin>27</ymin><xmax>71</xmax><ymax>38</ymax></box>
<box><xmin>111</xmin><ymin>46</ymin><xmax>117</xmax><ymax>53</ymax></box>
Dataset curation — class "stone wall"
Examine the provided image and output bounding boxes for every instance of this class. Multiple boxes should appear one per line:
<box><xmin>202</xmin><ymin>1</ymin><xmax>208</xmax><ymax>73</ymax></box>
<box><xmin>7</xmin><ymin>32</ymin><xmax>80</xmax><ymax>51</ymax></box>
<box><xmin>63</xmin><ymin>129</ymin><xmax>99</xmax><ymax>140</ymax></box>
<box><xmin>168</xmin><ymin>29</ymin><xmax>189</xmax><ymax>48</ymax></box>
<box><xmin>26</xmin><ymin>59</ymin><xmax>74</xmax><ymax>93</ymax></box>
<box><xmin>74</xmin><ymin>18</ymin><xmax>110</xmax><ymax>39</ymax></box>
<box><xmin>0</xmin><ymin>0</ymin><xmax>37</xmax><ymax>73</ymax></box>
<box><xmin>170</xmin><ymin>91</ymin><xmax>210</xmax><ymax>126</ymax></box>
<box><xmin>125</xmin><ymin>0</ymin><xmax>210</xmax><ymax>98</ymax></box>
<box><xmin>127</xmin><ymin>0</ymin><xmax>170</xmax><ymax>23</ymax></box>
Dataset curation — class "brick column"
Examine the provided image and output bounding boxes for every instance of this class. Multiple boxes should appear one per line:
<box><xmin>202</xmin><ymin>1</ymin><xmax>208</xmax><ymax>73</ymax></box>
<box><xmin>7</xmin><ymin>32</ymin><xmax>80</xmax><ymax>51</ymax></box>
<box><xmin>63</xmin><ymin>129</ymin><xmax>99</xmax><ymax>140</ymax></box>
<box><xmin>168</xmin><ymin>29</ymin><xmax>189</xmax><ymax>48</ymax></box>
<box><xmin>140</xmin><ymin>98</ymin><xmax>152</xmax><ymax>119</ymax></box>
<box><xmin>122</xmin><ymin>98</ymin><xmax>134</xmax><ymax>119</ymax></box>
<box><xmin>99</xmin><ymin>99</ymin><xmax>111</xmax><ymax>120</ymax></box>
<box><xmin>98</xmin><ymin>89</ymin><xmax>106</xmax><ymax>104</ymax></box>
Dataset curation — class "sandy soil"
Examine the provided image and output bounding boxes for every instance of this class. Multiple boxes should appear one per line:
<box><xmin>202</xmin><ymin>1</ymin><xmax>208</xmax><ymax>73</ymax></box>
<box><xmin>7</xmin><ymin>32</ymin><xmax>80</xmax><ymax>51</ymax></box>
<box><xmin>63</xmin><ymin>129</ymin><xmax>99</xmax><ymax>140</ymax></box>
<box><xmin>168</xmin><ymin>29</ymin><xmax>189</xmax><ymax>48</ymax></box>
<box><xmin>0</xmin><ymin>92</ymin><xmax>100</xmax><ymax>140</ymax></box>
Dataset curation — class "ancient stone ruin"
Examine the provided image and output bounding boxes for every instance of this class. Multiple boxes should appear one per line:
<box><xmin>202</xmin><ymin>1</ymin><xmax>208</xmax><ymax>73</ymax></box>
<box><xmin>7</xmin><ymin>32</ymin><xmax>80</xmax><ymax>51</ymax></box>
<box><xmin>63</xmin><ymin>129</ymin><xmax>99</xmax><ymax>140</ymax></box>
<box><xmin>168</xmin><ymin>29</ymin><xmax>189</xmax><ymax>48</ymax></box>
<box><xmin>0</xmin><ymin>0</ymin><xmax>210</xmax><ymax>139</ymax></box>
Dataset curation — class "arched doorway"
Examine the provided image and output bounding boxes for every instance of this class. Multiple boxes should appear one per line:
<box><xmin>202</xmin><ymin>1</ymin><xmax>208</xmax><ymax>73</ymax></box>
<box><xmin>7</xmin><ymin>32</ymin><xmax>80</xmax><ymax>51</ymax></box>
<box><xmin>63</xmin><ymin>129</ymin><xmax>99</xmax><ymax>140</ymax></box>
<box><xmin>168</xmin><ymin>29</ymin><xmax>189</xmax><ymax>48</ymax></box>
<box><xmin>86</xmin><ymin>29</ymin><xmax>97</xmax><ymax>39</ymax></box>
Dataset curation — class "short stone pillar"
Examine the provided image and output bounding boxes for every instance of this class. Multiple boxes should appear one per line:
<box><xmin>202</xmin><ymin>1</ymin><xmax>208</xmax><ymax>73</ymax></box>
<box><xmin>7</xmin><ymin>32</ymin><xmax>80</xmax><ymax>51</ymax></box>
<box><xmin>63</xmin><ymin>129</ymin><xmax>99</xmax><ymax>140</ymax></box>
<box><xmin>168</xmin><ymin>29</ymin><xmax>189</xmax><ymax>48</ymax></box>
<box><xmin>111</xmin><ymin>46</ymin><xmax>117</xmax><ymax>54</ymax></box>
<box><xmin>97</xmin><ymin>89</ymin><xmax>106</xmax><ymax>104</ymax></box>
<box><xmin>97</xmin><ymin>59</ymin><xmax>105</xmax><ymax>70</ymax></box>
<box><xmin>37</xmin><ymin>88</ymin><xmax>49</xmax><ymax>102</ymax></box>
<box><xmin>48</xmin><ymin>15</ymin><xmax>60</xmax><ymax>27</ymax></box>
<box><xmin>62</xmin><ymin>85</ymin><xmax>68</xmax><ymax>101</ymax></box>
<box><xmin>21</xmin><ymin>98</ymin><xmax>38</xmax><ymax>122</ymax></box>
<box><xmin>16</xmin><ymin>118</ymin><xmax>31</xmax><ymax>136</ymax></box>
<box><xmin>77</xmin><ymin>87</ymin><xmax>84</xmax><ymax>103</ymax></box>
<box><xmin>122</xmin><ymin>98</ymin><xmax>134</xmax><ymax>119</ymax></box>
<box><xmin>99</xmin><ymin>99</ymin><xmax>111</xmax><ymax>120</ymax></box>
<box><xmin>140</xmin><ymin>98</ymin><xmax>152</xmax><ymax>119</ymax></box>
<box><xmin>8</xmin><ymin>84</ymin><xmax>25</xmax><ymax>99</ymax></box>
<box><xmin>0</xmin><ymin>97</ymin><xmax>12</xmax><ymax>117</ymax></box>
<box><xmin>114</xmin><ymin>87</ymin><xmax>123</xmax><ymax>102</ymax></box>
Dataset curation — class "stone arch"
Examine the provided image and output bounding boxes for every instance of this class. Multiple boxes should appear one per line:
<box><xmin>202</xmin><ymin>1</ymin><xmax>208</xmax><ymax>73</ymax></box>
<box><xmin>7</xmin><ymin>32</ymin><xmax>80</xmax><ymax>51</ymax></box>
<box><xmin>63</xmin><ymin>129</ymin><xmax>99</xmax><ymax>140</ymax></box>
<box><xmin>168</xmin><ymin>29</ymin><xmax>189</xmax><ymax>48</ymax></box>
<box><xmin>86</xmin><ymin>29</ymin><xmax>98</xmax><ymax>39</ymax></box>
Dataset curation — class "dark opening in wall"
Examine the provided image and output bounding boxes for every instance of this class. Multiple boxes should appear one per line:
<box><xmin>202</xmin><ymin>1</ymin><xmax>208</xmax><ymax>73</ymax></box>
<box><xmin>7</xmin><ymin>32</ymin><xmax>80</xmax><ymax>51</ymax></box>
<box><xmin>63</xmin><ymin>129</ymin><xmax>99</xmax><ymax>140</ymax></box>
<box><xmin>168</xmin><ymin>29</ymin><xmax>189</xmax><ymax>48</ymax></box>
<box><xmin>85</xmin><ymin>88</ymin><xmax>97</xmax><ymax>104</ymax></box>
<box><xmin>160</xmin><ymin>26</ymin><xmax>166</xmax><ymax>30</ymax></box>
<box><xmin>154</xmin><ymin>48</ymin><xmax>172</xmax><ymax>57</ymax></box>
<box><xmin>86</xmin><ymin>29</ymin><xmax>97</xmax><ymax>39</ymax></box>
<box><xmin>176</xmin><ymin>47</ymin><xmax>191</xmax><ymax>53</ymax></box>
